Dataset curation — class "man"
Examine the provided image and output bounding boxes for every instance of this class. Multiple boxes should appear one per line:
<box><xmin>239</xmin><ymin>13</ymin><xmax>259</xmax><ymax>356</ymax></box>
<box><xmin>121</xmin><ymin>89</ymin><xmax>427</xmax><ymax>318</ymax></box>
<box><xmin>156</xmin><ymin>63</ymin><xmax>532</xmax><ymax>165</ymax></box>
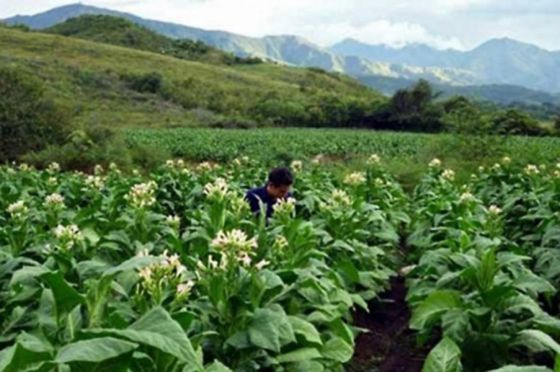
<box><xmin>245</xmin><ymin>167</ymin><xmax>293</xmax><ymax>219</ymax></box>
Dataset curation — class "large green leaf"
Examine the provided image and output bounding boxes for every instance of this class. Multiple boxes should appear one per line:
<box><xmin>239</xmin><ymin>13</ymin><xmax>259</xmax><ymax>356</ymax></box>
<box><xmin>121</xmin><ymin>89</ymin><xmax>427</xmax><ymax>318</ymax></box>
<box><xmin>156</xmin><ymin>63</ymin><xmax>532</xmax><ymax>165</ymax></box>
<box><xmin>39</xmin><ymin>271</ymin><xmax>85</xmax><ymax>317</ymax></box>
<box><xmin>514</xmin><ymin>330</ymin><xmax>560</xmax><ymax>354</ymax></box>
<box><xmin>0</xmin><ymin>333</ymin><xmax>53</xmax><ymax>372</ymax></box>
<box><xmin>487</xmin><ymin>366</ymin><xmax>552</xmax><ymax>372</ymax></box>
<box><xmin>422</xmin><ymin>337</ymin><xmax>462</xmax><ymax>372</ymax></box>
<box><xmin>88</xmin><ymin>307</ymin><xmax>200</xmax><ymax>368</ymax></box>
<box><xmin>288</xmin><ymin>316</ymin><xmax>322</xmax><ymax>345</ymax></box>
<box><xmin>55</xmin><ymin>337</ymin><xmax>137</xmax><ymax>364</ymax></box>
<box><xmin>410</xmin><ymin>290</ymin><xmax>462</xmax><ymax>331</ymax></box>
<box><xmin>321</xmin><ymin>337</ymin><xmax>353</xmax><ymax>363</ymax></box>
<box><xmin>276</xmin><ymin>348</ymin><xmax>322</xmax><ymax>363</ymax></box>
<box><xmin>248</xmin><ymin>308</ymin><xmax>295</xmax><ymax>353</ymax></box>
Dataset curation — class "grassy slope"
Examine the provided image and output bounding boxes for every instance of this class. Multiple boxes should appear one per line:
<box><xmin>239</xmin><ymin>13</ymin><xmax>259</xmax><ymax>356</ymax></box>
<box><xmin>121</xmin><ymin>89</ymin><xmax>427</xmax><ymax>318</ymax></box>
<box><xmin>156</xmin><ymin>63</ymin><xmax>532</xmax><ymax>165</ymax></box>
<box><xmin>0</xmin><ymin>27</ymin><xmax>380</xmax><ymax>128</ymax></box>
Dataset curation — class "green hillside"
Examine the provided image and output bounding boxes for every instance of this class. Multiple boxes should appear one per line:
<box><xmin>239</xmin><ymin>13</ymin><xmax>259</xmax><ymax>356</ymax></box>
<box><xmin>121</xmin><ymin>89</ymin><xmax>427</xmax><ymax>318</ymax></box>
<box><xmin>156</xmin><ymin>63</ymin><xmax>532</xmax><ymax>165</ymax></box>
<box><xmin>45</xmin><ymin>15</ymin><xmax>260</xmax><ymax>66</ymax></box>
<box><xmin>0</xmin><ymin>25</ymin><xmax>383</xmax><ymax>129</ymax></box>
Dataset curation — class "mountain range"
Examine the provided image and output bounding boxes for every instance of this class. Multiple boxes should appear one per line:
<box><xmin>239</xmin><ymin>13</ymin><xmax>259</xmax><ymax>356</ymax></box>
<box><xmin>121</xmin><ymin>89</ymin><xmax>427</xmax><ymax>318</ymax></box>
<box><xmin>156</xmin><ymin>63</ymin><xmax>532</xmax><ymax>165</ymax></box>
<box><xmin>4</xmin><ymin>3</ymin><xmax>560</xmax><ymax>104</ymax></box>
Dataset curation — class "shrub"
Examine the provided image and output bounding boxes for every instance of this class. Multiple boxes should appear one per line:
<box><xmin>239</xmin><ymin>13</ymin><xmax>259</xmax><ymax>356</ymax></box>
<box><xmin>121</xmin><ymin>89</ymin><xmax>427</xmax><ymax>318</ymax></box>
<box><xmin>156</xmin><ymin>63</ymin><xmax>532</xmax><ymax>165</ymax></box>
<box><xmin>121</xmin><ymin>72</ymin><xmax>164</xmax><ymax>94</ymax></box>
<box><xmin>0</xmin><ymin>66</ymin><xmax>70</xmax><ymax>161</ymax></box>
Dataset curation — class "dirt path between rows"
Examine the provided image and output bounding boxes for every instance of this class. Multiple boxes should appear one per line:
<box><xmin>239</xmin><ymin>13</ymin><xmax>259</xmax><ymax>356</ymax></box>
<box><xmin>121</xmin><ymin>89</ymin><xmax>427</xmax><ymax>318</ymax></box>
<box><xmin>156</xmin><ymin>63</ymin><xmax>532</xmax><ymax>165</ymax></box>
<box><xmin>348</xmin><ymin>276</ymin><xmax>432</xmax><ymax>372</ymax></box>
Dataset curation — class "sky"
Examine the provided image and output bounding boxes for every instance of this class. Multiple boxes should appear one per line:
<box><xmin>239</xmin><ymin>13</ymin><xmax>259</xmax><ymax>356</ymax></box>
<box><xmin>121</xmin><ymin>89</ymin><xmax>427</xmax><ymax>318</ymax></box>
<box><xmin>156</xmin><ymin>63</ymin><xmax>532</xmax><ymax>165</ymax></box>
<box><xmin>1</xmin><ymin>0</ymin><xmax>559</xmax><ymax>51</ymax></box>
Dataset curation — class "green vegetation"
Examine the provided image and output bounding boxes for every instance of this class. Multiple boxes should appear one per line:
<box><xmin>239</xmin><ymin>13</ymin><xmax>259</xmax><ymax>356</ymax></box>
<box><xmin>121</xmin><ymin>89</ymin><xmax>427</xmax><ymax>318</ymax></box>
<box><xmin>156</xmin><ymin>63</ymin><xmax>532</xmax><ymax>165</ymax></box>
<box><xmin>1</xmin><ymin>158</ymin><xmax>559</xmax><ymax>371</ymax></box>
<box><xmin>0</xmin><ymin>66</ymin><xmax>69</xmax><ymax>160</ymax></box>
<box><xmin>46</xmin><ymin>15</ymin><xmax>262</xmax><ymax>66</ymax></box>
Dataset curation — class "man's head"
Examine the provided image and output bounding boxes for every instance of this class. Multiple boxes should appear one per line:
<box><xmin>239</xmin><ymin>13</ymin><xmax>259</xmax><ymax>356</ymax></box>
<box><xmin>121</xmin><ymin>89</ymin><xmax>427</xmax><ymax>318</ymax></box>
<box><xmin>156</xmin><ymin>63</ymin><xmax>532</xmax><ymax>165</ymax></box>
<box><xmin>266</xmin><ymin>167</ymin><xmax>293</xmax><ymax>200</ymax></box>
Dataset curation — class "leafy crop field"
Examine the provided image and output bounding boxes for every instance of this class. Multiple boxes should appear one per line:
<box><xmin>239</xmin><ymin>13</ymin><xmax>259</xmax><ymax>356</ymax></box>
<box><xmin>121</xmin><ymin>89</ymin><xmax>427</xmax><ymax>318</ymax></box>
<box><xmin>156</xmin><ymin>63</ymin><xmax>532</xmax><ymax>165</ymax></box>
<box><xmin>1</xmin><ymin>158</ymin><xmax>559</xmax><ymax>371</ymax></box>
<box><xmin>127</xmin><ymin>128</ymin><xmax>560</xmax><ymax>165</ymax></box>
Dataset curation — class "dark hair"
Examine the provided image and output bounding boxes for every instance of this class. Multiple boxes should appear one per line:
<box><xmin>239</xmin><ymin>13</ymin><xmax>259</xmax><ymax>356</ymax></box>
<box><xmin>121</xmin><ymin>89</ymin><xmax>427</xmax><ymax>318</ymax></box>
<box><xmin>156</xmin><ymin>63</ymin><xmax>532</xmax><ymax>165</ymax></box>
<box><xmin>268</xmin><ymin>167</ymin><xmax>293</xmax><ymax>187</ymax></box>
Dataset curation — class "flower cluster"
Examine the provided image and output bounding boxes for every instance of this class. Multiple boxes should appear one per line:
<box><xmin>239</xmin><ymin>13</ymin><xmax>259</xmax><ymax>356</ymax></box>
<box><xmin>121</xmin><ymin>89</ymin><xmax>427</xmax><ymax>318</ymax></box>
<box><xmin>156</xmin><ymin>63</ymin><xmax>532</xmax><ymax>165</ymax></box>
<box><xmin>94</xmin><ymin>164</ymin><xmax>104</xmax><ymax>175</ymax></box>
<box><xmin>273</xmin><ymin>235</ymin><xmax>289</xmax><ymax>250</ymax></box>
<box><xmin>290</xmin><ymin>160</ymin><xmax>303</xmax><ymax>172</ymax></box>
<box><xmin>7</xmin><ymin>201</ymin><xmax>28</xmax><ymax>219</ymax></box>
<box><xmin>273</xmin><ymin>197</ymin><xmax>296</xmax><ymax>217</ymax></box>
<box><xmin>136</xmin><ymin>250</ymin><xmax>192</xmax><ymax>300</ymax></box>
<box><xmin>165</xmin><ymin>159</ymin><xmax>186</xmax><ymax>170</ymax></box>
<box><xmin>429</xmin><ymin>158</ymin><xmax>442</xmax><ymax>168</ymax></box>
<box><xmin>85</xmin><ymin>175</ymin><xmax>105</xmax><ymax>190</ymax></box>
<box><xmin>459</xmin><ymin>192</ymin><xmax>475</xmax><ymax>203</ymax></box>
<box><xmin>344</xmin><ymin>172</ymin><xmax>366</xmax><ymax>186</ymax></box>
<box><xmin>232</xmin><ymin>156</ymin><xmax>250</xmax><ymax>167</ymax></box>
<box><xmin>211</xmin><ymin>229</ymin><xmax>257</xmax><ymax>253</ymax></box>
<box><xmin>166</xmin><ymin>215</ymin><xmax>181</xmax><ymax>230</ymax></box>
<box><xmin>47</xmin><ymin>162</ymin><xmax>61</xmax><ymax>174</ymax></box>
<box><xmin>488</xmin><ymin>205</ymin><xmax>502</xmax><ymax>215</ymax></box>
<box><xmin>525</xmin><ymin>164</ymin><xmax>540</xmax><ymax>175</ymax></box>
<box><xmin>197</xmin><ymin>161</ymin><xmax>217</xmax><ymax>172</ymax></box>
<box><xmin>441</xmin><ymin>169</ymin><xmax>455</xmax><ymax>181</ymax></box>
<box><xmin>203</xmin><ymin>178</ymin><xmax>229</xmax><ymax>201</ymax></box>
<box><xmin>45</xmin><ymin>193</ymin><xmax>65</xmax><ymax>209</ymax></box>
<box><xmin>311</xmin><ymin>154</ymin><xmax>325</xmax><ymax>165</ymax></box>
<box><xmin>126</xmin><ymin>181</ymin><xmax>157</xmax><ymax>208</ymax></box>
<box><xmin>367</xmin><ymin>154</ymin><xmax>381</xmax><ymax>165</ymax></box>
<box><xmin>54</xmin><ymin>224</ymin><xmax>82</xmax><ymax>250</ymax></box>
<box><xmin>502</xmin><ymin>156</ymin><xmax>511</xmax><ymax>165</ymax></box>
<box><xmin>320</xmin><ymin>189</ymin><xmax>352</xmax><ymax>211</ymax></box>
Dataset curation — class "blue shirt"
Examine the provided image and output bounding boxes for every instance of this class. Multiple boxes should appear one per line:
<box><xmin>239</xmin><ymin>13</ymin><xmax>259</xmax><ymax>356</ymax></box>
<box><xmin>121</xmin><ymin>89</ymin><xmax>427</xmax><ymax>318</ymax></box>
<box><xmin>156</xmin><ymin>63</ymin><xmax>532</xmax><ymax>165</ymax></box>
<box><xmin>245</xmin><ymin>186</ymin><xmax>292</xmax><ymax>219</ymax></box>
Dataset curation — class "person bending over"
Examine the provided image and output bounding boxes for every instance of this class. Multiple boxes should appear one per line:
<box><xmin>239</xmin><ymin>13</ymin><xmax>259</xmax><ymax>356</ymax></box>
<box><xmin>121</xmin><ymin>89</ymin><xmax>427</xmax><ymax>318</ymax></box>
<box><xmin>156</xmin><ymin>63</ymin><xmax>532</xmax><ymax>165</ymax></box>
<box><xmin>245</xmin><ymin>167</ymin><xmax>293</xmax><ymax>219</ymax></box>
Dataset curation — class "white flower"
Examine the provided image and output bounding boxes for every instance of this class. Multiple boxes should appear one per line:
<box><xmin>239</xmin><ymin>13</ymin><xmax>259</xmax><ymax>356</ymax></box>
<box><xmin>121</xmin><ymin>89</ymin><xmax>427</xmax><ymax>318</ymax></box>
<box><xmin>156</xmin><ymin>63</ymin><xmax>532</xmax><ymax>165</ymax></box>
<box><xmin>273</xmin><ymin>197</ymin><xmax>296</xmax><ymax>216</ymax></box>
<box><xmin>7</xmin><ymin>201</ymin><xmax>28</xmax><ymax>218</ymax></box>
<box><xmin>94</xmin><ymin>164</ymin><xmax>104</xmax><ymax>175</ymax></box>
<box><xmin>197</xmin><ymin>162</ymin><xmax>215</xmax><ymax>171</ymax></box>
<box><xmin>492</xmin><ymin>163</ymin><xmax>501</xmax><ymax>171</ymax></box>
<box><xmin>556</xmin><ymin>163</ymin><xmax>560</xmax><ymax>170</ymax></box>
<box><xmin>166</xmin><ymin>160</ymin><xmax>175</xmax><ymax>168</ymax></box>
<box><xmin>54</xmin><ymin>224</ymin><xmax>82</xmax><ymax>250</ymax></box>
<box><xmin>138</xmin><ymin>267</ymin><xmax>153</xmax><ymax>283</ymax></box>
<box><xmin>132</xmin><ymin>169</ymin><xmax>140</xmax><ymax>176</ymax></box>
<box><xmin>47</xmin><ymin>162</ymin><xmax>61</xmax><ymax>173</ymax></box>
<box><xmin>429</xmin><ymin>158</ymin><xmax>442</xmax><ymax>168</ymax></box>
<box><xmin>211</xmin><ymin>229</ymin><xmax>257</xmax><ymax>252</ymax></box>
<box><xmin>45</xmin><ymin>193</ymin><xmax>65</xmax><ymax>209</ymax></box>
<box><xmin>203</xmin><ymin>178</ymin><xmax>229</xmax><ymax>200</ymax></box>
<box><xmin>237</xmin><ymin>252</ymin><xmax>252</xmax><ymax>267</ymax></box>
<box><xmin>136</xmin><ymin>249</ymin><xmax>150</xmax><ymax>257</ymax></box>
<box><xmin>109</xmin><ymin>162</ymin><xmax>119</xmax><ymax>171</ymax></box>
<box><xmin>525</xmin><ymin>164</ymin><xmax>540</xmax><ymax>175</ymax></box>
<box><xmin>18</xmin><ymin>163</ymin><xmax>30</xmax><ymax>171</ymax></box>
<box><xmin>255</xmin><ymin>260</ymin><xmax>270</xmax><ymax>270</ymax></box>
<box><xmin>176</xmin><ymin>280</ymin><xmax>195</xmax><ymax>296</ymax></box>
<box><xmin>311</xmin><ymin>154</ymin><xmax>324</xmax><ymax>165</ymax></box>
<box><xmin>488</xmin><ymin>205</ymin><xmax>502</xmax><ymax>215</ymax></box>
<box><xmin>273</xmin><ymin>235</ymin><xmax>289</xmax><ymax>250</ymax></box>
<box><xmin>554</xmin><ymin>170</ymin><xmax>560</xmax><ymax>178</ymax></box>
<box><xmin>442</xmin><ymin>169</ymin><xmax>455</xmax><ymax>181</ymax></box>
<box><xmin>502</xmin><ymin>156</ymin><xmax>511</xmax><ymax>165</ymax></box>
<box><xmin>47</xmin><ymin>177</ymin><xmax>58</xmax><ymax>186</ymax></box>
<box><xmin>367</xmin><ymin>154</ymin><xmax>381</xmax><ymax>165</ymax></box>
<box><xmin>344</xmin><ymin>172</ymin><xmax>366</xmax><ymax>185</ymax></box>
<box><xmin>290</xmin><ymin>160</ymin><xmax>303</xmax><ymax>172</ymax></box>
<box><xmin>126</xmin><ymin>181</ymin><xmax>157</xmax><ymax>208</ymax></box>
<box><xmin>85</xmin><ymin>175</ymin><xmax>104</xmax><ymax>190</ymax></box>
<box><xmin>459</xmin><ymin>192</ymin><xmax>474</xmax><ymax>203</ymax></box>
<box><xmin>166</xmin><ymin>215</ymin><xmax>181</xmax><ymax>229</ymax></box>
<box><xmin>331</xmin><ymin>189</ymin><xmax>352</xmax><ymax>207</ymax></box>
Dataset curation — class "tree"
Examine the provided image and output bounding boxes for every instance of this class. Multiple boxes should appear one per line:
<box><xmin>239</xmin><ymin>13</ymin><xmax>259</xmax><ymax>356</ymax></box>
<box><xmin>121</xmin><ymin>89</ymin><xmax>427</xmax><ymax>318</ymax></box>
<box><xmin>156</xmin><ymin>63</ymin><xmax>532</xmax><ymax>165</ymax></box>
<box><xmin>490</xmin><ymin>109</ymin><xmax>545</xmax><ymax>136</ymax></box>
<box><xmin>386</xmin><ymin>80</ymin><xmax>444</xmax><ymax>132</ymax></box>
<box><xmin>0</xmin><ymin>66</ymin><xmax>69</xmax><ymax>161</ymax></box>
